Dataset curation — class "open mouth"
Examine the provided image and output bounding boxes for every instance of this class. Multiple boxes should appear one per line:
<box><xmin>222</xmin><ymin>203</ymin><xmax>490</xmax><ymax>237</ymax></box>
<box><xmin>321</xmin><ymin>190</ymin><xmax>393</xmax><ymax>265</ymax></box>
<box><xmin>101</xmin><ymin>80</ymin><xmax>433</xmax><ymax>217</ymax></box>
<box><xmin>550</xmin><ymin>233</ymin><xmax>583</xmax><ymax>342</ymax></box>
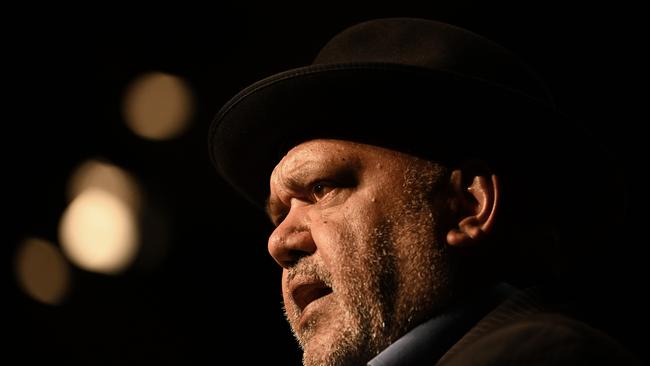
<box><xmin>291</xmin><ymin>280</ymin><xmax>333</xmax><ymax>311</ymax></box>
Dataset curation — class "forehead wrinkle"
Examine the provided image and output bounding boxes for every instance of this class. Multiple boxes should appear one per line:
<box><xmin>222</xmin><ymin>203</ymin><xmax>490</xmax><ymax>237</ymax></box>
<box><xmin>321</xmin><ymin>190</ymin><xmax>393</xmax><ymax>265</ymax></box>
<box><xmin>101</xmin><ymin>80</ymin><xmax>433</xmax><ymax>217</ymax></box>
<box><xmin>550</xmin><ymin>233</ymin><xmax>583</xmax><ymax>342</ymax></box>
<box><xmin>278</xmin><ymin>159</ymin><xmax>320</xmax><ymax>190</ymax></box>
<box><xmin>267</xmin><ymin>156</ymin><xmax>320</xmax><ymax>221</ymax></box>
<box><xmin>275</xmin><ymin>142</ymin><xmax>334</xmax><ymax>189</ymax></box>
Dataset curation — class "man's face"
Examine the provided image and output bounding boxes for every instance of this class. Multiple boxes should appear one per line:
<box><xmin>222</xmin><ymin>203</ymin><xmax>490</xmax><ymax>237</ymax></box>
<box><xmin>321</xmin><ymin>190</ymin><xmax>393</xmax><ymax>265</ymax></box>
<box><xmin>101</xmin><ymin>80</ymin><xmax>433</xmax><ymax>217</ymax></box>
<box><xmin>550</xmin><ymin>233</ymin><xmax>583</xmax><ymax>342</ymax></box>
<box><xmin>267</xmin><ymin>139</ymin><xmax>454</xmax><ymax>366</ymax></box>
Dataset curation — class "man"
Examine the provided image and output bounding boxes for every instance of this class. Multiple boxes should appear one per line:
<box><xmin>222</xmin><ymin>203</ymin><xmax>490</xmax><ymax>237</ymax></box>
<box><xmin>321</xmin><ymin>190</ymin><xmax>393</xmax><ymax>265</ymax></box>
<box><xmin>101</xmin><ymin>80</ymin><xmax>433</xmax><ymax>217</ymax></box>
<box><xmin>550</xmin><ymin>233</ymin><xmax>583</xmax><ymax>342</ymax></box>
<box><xmin>209</xmin><ymin>18</ymin><xmax>639</xmax><ymax>365</ymax></box>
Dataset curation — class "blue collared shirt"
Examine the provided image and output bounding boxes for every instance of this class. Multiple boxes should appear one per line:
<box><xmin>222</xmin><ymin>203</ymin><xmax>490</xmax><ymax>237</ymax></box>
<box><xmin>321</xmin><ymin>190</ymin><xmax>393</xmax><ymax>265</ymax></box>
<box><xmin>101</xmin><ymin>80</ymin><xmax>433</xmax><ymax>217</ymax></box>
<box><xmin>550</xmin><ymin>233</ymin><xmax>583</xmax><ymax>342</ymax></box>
<box><xmin>368</xmin><ymin>283</ymin><xmax>515</xmax><ymax>366</ymax></box>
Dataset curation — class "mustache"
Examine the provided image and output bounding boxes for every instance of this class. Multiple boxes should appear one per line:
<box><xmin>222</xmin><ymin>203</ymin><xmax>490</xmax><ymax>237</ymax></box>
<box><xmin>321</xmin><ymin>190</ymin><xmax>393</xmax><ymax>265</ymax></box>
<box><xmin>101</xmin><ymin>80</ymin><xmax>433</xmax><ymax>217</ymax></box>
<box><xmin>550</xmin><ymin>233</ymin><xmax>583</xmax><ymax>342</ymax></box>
<box><xmin>287</xmin><ymin>258</ymin><xmax>333</xmax><ymax>288</ymax></box>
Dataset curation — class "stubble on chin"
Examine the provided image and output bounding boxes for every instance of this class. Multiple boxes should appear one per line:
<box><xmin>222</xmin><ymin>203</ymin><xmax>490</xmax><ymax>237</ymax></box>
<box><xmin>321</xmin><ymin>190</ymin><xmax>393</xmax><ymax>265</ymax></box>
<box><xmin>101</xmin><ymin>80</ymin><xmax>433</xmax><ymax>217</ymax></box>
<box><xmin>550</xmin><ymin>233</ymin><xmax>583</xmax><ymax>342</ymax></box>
<box><xmin>282</xmin><ymin>258</ymin><xmax>368</xmax><ymax>366</ymax></box>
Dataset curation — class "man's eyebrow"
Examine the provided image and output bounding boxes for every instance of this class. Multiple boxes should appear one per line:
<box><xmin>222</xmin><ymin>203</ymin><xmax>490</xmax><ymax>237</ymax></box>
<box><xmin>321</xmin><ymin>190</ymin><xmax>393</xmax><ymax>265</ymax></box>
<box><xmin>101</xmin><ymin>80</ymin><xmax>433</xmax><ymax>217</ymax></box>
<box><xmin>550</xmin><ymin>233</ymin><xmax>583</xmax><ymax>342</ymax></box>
<box><xmin>265</xmin><ymin>160</ymin><xmax>320</xmax><ymax>222</ymax></box>
<box><xmin>280</xmin><ymin>160</ymin><xmax>320</xmax><ymax>188</ymax></box>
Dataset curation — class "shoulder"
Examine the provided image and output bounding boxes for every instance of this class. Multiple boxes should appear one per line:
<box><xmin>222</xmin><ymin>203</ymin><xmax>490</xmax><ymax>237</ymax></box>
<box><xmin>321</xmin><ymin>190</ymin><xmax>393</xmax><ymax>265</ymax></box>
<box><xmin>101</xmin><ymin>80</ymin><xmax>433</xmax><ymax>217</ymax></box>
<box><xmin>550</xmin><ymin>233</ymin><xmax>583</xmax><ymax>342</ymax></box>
<box><xmin>439</xmin><ymin>312</ymin><xmax>641</xmax><ymax>365</ymax></box>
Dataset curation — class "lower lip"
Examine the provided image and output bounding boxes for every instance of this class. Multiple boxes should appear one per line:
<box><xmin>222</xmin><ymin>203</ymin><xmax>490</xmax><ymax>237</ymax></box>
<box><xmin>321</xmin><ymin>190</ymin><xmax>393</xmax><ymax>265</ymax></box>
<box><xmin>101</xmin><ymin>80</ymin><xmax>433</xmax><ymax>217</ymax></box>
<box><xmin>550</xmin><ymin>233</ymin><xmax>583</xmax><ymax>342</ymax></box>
<box><xmin>299</xmin><ymin>292</ymin><xmax>334</xmax><ymax>328</ymax></box>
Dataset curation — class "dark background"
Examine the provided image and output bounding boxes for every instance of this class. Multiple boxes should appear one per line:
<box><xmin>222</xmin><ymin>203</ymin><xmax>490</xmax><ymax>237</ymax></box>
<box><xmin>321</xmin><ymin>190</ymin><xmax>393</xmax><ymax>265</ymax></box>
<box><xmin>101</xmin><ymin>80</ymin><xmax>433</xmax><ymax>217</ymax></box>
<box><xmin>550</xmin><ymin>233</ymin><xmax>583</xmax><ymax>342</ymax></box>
<box><xmin>6</xmin><ymin>3</ymin><xmax>647</xmax><ymax>365</ymax></box>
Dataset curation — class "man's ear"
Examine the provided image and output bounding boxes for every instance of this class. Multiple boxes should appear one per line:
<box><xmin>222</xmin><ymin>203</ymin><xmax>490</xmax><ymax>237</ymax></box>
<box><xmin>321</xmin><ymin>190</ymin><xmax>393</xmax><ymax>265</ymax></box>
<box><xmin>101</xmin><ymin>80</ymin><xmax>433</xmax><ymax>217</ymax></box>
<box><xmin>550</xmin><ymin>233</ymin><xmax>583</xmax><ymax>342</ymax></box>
<box><xmin>446</xmin><ymin>162</ymin><xmax>500</xmax><ymax>248</ymax></box>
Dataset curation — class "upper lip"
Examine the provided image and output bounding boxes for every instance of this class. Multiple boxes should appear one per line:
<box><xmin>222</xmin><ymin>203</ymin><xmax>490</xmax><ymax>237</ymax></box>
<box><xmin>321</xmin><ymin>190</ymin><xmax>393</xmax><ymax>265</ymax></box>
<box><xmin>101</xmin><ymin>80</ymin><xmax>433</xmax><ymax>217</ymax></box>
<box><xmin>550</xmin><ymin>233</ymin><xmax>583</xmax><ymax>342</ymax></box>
<box><xmin>290</xmin><ymin>278</ymin><xmax>333</xmax><ymax>311</ymax></box>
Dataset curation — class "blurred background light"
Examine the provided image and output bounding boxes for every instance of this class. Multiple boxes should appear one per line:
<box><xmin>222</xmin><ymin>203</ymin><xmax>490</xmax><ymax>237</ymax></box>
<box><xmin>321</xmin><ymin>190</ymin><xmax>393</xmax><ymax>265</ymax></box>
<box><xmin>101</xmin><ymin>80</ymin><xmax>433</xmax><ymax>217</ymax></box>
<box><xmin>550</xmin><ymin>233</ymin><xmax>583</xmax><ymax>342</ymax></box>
<box><xmin>59</xmin><ymin>188</ymin><xmax>139</xmax><ymax>274</ymax></box>
<box><xmin>15</xmin><ymin>237</ymin><xmax>71</xmax><ymax>305</ymax></box>
<box><xmin>122</xmin><ymin>71</ymin><xmax>194</xmax><ymax>140</ymax></box>
<box><xmin>67</xmin><ymin>159</ymin><xmax>141</xmax><ymax>211</ymax></box>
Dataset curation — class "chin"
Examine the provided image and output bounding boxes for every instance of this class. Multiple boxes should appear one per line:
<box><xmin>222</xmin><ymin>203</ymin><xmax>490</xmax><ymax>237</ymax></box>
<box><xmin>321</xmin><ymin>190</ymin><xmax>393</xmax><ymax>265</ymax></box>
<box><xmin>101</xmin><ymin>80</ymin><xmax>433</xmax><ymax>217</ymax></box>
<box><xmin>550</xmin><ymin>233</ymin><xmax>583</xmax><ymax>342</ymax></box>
<box><xmin>302</xmin><ymin>342</ymin><xmax>366</xmax><ymax>366</ymax></box>
<box><xmin>299</xmin><ymin>316</ymin><xmax>374</xmax><ymax>366</ymax></box>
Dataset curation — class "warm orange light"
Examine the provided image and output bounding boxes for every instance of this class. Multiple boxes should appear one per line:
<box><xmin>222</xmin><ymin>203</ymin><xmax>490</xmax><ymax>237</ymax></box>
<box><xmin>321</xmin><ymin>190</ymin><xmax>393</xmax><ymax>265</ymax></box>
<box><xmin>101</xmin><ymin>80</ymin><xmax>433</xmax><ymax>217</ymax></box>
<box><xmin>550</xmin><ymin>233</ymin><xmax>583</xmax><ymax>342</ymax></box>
<box><xmin>67</xmin><ymin>160</ymin><xmax>141</xmax><ymax>211</ymax></box>
<box><xmin>122</xmin><ymin>71</ymin><xmax>194</xmax><ymax>140</ymax></box>
<box><xmin>15</xmin><ymin>237</ymin><xmax>71</xmax><ymax>305</ymax></box>
<box><xmin>59</xmin><ymin>188</ymin><xmax>138</xmax><ymax>274</ymax></box>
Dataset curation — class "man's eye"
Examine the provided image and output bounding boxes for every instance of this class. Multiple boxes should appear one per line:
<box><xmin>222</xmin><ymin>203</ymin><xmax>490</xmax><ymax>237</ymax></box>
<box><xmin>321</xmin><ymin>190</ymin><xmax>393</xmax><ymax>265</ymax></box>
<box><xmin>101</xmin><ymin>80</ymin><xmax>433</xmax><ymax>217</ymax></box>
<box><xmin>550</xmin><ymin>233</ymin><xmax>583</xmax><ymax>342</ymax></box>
<box><xmin>311</xmin><ymin>182</ymin><xmax>334</xmax><ymax>201</ymax></box>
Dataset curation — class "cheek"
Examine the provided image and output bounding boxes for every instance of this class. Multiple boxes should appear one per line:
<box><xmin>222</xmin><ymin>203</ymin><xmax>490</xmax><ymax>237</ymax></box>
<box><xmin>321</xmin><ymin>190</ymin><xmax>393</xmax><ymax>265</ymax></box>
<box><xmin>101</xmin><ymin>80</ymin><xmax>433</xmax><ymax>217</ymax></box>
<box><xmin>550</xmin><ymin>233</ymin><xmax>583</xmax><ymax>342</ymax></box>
<box><xmin>309</xmin><ymin>206</ymin><xmax>358</xmax><ymax>266</ymax></box>
<box><xmin>310</xmin><ymin>199</ymin><xmax>382</xmax><ymax>265</ymax></box>
<box><xmin>309</xmin><ymin>218</ymin><xmax>349</xmax><ymax>271</ymax></box>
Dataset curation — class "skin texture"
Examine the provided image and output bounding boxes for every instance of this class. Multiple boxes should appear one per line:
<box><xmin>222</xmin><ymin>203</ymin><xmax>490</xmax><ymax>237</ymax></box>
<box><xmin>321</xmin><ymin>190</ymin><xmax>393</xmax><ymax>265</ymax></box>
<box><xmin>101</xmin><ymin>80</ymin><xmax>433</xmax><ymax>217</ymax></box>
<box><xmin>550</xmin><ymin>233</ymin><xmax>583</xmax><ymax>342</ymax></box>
<box><xmin>266</xmin><ymin>139</ymin><xmax>460</xmax><ymax>366</ymax></box>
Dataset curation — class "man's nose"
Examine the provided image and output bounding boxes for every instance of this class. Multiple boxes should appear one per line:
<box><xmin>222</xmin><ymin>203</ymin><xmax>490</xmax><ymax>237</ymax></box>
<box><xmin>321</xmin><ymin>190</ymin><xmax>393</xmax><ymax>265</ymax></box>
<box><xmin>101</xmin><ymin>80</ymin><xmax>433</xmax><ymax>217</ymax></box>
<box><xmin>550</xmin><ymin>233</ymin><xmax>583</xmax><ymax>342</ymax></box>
<box><xmin>268</xmin><ymin>207</ymin><xmax>316</xmax><ymax>268</ymax></box>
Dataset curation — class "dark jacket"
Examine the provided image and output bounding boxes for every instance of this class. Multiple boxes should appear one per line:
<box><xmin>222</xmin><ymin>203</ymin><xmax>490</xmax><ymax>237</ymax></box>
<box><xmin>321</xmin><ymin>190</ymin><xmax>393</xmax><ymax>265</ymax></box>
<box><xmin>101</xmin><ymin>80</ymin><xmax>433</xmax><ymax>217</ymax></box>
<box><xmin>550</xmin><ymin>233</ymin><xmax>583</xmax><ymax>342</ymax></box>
<box><xmin>437</xmin><ymin>287</ymin><xmax>641</xmax><ymax>365</ymax></box>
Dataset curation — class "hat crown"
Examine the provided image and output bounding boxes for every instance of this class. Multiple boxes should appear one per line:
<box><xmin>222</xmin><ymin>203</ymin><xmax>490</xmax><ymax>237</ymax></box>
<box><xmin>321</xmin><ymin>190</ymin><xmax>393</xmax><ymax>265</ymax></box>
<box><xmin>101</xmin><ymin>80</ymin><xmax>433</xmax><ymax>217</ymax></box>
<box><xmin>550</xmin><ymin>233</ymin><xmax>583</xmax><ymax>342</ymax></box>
<box><xmin>209</xmin><ymin>17</ymin><xmax>614</xmax><ymax>216</ymax></box>
<box><xmin>314</xmin><ymin>18</ymin><xmax>553</xmax><ymax>106</ymax></box>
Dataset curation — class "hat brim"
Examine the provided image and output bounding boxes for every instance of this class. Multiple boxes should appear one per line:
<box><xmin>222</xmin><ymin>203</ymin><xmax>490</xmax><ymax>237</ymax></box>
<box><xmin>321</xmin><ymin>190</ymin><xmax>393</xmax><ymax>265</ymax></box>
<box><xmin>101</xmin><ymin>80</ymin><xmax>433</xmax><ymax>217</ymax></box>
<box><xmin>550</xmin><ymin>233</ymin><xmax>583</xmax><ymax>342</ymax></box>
<box><xmin>209</xmin><ymin>63</ymin><xmax>561</xmax><ymax>210</ymax></box>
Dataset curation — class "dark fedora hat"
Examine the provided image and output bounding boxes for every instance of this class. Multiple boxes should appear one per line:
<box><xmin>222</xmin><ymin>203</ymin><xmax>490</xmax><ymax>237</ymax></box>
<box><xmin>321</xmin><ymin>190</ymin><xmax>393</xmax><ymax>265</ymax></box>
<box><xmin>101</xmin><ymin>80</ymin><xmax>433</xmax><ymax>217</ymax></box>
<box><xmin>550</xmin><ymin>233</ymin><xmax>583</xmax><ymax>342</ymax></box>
<box><xmin>208</xmin><ymin>18</ymin><xmax>610</xmax><ymax>212</ymax></box>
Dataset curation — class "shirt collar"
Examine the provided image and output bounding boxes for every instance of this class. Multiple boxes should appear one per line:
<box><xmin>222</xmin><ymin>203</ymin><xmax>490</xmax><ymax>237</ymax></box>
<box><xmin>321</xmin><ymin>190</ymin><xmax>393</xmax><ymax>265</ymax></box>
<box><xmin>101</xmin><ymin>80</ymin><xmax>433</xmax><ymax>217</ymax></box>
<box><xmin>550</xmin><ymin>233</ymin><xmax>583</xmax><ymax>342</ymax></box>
<box><xmin>368</xmin><ymin>283</ymin><xmax>516</xmax><ymax>366</ymax></box>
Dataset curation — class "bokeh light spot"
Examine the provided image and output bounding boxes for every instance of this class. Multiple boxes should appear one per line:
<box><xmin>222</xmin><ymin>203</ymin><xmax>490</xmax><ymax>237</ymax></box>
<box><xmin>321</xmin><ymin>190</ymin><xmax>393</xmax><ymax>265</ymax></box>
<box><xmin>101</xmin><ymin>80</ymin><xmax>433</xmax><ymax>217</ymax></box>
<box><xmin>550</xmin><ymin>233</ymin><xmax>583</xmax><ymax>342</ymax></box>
<box><xmin>67</xmin><ymin>159</ymin><xmax>141</xmax><ymax>211</ymax></box>
<box><xmin>15</xmin><ymin>237</ymin><xmax>71</xmax><ymax>305</ymax></box>
<box><xmin>123</xmin><ymin>71</ymin><xmax>194</xmax><ymax>140</ymax></box>
<box><xmin>59</xmin><ymin>188</ymin><xmax>139</xmax><ymax>274</ymax></box>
